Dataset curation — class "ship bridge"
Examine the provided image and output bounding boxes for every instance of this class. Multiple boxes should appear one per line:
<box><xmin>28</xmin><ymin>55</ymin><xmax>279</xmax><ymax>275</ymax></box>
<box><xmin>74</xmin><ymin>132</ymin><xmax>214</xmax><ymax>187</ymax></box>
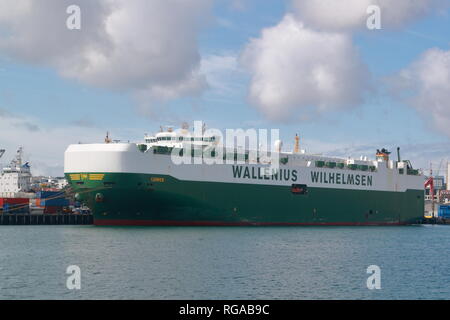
<box><xmin>143</xmin><ymin>126</ymin><xmax>219</xmax><ymax>149</ymax></box>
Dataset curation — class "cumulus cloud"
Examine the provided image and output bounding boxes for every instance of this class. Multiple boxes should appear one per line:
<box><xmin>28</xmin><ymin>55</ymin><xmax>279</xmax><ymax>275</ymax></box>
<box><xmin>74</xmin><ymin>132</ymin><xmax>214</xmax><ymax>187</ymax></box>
<box><xmin>292</xmin><ymin>0</ymin><xmax>449</xmax><ymax>31</ymax></box>
<box><xmin>241</xmin><ymin>14</ymin><xmax>370</xmax><ymax>122</ymax></box>
<box><xmin>0</xmin><ymin>0</ymin><xmax>211</xmax><ymax>100</ymax></box>
<box><xmin>200</xmin><ymin>53</ymin><xmax>243</xmax><ymax>95</ymax></box>
<box><xmin>391</xmin><ymin>48</ymin><xmax>450</xmax><ymax>137</ymax></box>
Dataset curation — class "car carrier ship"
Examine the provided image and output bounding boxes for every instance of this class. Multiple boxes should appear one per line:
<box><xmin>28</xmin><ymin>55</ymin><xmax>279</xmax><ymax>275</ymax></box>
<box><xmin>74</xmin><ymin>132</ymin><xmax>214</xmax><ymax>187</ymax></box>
<box><xmin>64</xmin><ymin>125</ymin><xmax>424</xmax><ymax>226</ymax></box>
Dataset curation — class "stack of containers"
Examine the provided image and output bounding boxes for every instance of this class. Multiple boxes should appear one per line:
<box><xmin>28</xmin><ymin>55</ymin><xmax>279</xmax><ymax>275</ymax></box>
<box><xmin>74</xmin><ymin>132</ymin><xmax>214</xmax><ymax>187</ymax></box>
<box><xmin>0</xmin><ymin>198</ymin><xmax>30</xmax><ymax>214</ymax></box>
<box><xmin>438</xmin><ymin>205</ymin><xmax>450</xmax><ymax>219</ymax></box>
<box><xmin>36</xmin><ymin>190</ymin><xmax>69</xmax><ymax>214</ymax></box>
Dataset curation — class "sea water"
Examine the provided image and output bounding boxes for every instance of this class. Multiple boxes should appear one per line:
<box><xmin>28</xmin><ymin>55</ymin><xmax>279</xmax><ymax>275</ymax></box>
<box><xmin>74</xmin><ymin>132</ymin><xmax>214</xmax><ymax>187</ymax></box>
<box><xmin>0</xmin><ymin>225</ymin><xmax>449</xmax><ymax>299</ymax></box>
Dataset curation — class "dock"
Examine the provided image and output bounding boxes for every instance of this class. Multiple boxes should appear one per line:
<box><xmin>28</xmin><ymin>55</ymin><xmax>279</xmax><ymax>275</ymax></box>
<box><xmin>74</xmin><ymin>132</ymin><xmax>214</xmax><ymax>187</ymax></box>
<box><xmin>0</xmin><ymin>213</ymin><xmax>93</xmax><ymax>225</ymax></box>
<box><xmin>422</xmin><ymin>217</ymin><xmax>450</xmax><ymax>225</ymax></box>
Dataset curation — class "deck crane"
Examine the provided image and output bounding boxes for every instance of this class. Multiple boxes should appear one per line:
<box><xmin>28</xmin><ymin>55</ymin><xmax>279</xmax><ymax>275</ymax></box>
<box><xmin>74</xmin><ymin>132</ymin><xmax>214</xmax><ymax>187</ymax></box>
<box><xmin>425</xmin><ymin>159</ymin><xmax>446</xmax><ymax>217</ymax></box>
<box><xmin>425</xmin><ymin>163</ymin><xmax>435</xmax><ymax>217</ymax></box>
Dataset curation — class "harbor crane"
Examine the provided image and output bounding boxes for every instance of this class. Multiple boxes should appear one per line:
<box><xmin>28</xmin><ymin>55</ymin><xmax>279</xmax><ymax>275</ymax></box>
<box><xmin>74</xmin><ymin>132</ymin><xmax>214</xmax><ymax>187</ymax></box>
<box><xmin>0</xmin><ymin>149</ymin><xmax>5</xmax><ymax>159</ymax></box>
<box><xmin>425</xmin><ymin>159</ymin><xmax>446</xmax><ymax>217</ymax></box>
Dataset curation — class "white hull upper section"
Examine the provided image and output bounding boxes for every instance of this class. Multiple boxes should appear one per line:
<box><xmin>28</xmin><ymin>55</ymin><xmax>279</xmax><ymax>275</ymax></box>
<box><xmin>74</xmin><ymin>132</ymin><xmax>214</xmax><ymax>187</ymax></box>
<box><xmin>0</xmin><ymin>147</ymin><xmax>32</xmax><ymax>195</ymax></box>
<box><xmin>65</xmin><ymin>143</ymin><xmax>424</xmax><ymax>193</ymax></box>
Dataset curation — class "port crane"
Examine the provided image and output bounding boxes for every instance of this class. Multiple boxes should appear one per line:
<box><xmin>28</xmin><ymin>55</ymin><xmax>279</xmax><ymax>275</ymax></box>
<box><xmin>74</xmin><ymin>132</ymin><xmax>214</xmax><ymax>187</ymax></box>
<box><xmin>0</xmin><ymin>149</ymin><xmax>4</xmax><ymax>159</ymax></box>
<box><xmin>425</xmin><ymin>159</ymin><xmax>446</xmax><ymax>217</ymax></box>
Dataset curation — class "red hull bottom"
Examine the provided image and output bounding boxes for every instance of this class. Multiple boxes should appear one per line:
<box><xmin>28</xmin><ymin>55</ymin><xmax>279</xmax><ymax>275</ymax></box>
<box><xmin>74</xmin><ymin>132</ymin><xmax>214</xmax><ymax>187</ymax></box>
<box><xmin>94</xmin><ymin>219</ymin><xmax>408</xmax><ymax>226</ymax></box>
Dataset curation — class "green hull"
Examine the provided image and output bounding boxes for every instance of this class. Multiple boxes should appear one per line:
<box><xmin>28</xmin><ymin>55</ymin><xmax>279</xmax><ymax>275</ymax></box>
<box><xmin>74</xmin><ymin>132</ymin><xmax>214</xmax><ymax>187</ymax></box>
<box><xmin>66</xmin><ymin>172</ymin><xmax>424</xmax><ymax>226</ymax></box>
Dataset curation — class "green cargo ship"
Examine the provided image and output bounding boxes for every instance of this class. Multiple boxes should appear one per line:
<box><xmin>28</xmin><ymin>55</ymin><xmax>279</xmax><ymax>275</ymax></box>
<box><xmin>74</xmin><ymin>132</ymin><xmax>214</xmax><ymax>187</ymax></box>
<box><xmin>64</xmin><ymin>127</ymin><xmax>424</xmax><ymax>226</ymax></box>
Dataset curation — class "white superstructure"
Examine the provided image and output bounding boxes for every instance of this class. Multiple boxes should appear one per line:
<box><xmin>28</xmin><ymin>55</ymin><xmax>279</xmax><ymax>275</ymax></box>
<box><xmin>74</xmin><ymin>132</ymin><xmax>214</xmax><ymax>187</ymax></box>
<box><xmin>65</xmin><ymin>126</ymin><xmax>424</xmax><ymax>193</ymax></box>
<box><xmin>0</xmin><ymin>147</ymin><xmax>33</xmax><ymax>197</ymax></box>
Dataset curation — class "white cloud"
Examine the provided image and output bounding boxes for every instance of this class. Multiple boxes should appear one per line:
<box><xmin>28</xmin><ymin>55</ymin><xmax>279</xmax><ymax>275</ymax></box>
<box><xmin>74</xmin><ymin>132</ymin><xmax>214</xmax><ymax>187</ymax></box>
<box><xmin>292</xmin><ymin>0</ymin><xmax>370</xmax><ymax>32</ymax></box>
<box><xmin>391</xmin><ymin>48</ymin><xmax>450</xmax><ymax>137</ymax></box>
<box><xmin>241</xmin><ymin>14</ymin><xmax>370</xmax><ymax>122</ymax></box>
<box><xmin>0</xmin><ymin>109</ymin><xmax>105</xmax><ymax>176</ymax></box>
<box><xmin>0</xmin><ymin>0</ymin><xmax>211</xmax><ymax>100</ymax></box>
<box><xmin>200</xmin><ymin>53</ymin><xmax>243</xmax><ymax>95</ymax></box>
<box><xmin>292</xmin><ymin>0</ymin><xmax>448</xmax><ymax>31</ymax></box>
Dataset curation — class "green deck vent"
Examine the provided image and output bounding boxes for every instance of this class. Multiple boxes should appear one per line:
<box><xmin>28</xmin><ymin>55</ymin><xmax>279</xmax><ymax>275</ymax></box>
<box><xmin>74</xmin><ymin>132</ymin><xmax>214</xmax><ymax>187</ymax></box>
<box><xmin>326</xmin><ymin>162</ymin><xmax>336</xmax><ymax>168</ymax></box>
<box><xmin>137</xmin><ymin>144</ymin><xmax>147</xmax><ymax>152</ymax></box>
<box><xmin>407</xmin><ymin>169</ymin><xmax>419</xmax><ymax>175</ymax></box>
<box><xmin>315</xmin><ymin>161</ymin><xmax>325</xmax><ymax>167</ymax></box>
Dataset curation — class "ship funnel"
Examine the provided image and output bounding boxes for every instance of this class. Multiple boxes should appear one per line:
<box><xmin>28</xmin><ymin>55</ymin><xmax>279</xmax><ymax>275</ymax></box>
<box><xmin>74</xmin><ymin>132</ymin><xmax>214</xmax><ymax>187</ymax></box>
<box><xmin>376</xmin><ymin>148</ymin><xmax>390</xmax><ymax>162</ymax></box>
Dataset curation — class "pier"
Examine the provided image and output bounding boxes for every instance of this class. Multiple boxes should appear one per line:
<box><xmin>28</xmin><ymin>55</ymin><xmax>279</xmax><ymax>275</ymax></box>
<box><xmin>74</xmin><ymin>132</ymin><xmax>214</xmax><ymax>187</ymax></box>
<box><xmin>0</xmin><ymin>213</ymin><xmax>93</xmax><ymax>225</ymax></box>
<box><xmin>422</xmin><ymin>217</ymin><xmax>450</xmax><ymax>225</ymax></box>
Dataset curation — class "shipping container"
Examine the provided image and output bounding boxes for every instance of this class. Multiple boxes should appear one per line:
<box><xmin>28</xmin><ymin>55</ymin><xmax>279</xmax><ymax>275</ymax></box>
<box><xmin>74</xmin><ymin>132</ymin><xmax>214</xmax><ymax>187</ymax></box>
<box><xmin>40</xmin><ymin>199</ymin><xmax>69</xmax><ymax>207</ymax></box>
<box><xmin>438</xmin><ymin>205</ymin><xmax>450</xmax><ymax>219</ymax></box>
<box><xmin>36</xmin><ymin>190</ymin><xmax>65</xmax><ymax>199</ymax></box>
<box><xmin>0</xmin><ymin>198</ymin><xmax>30</xmax><ymax>214</ymax></box>
<box><xmin>0</xmin><ymin>198</ymin><xmax>29</xmax><ymax>206</ymax></box>
<box><xmin>44</xmin><ymin>206</ymin><xmax>63</xmax><ymax>214</ymax></box>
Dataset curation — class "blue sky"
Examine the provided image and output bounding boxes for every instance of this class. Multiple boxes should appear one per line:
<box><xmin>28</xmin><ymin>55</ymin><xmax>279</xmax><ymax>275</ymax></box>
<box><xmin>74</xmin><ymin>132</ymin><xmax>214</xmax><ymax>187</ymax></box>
<box><xmin>0</xmin><ymin>0</ymin><xmax>450</xmax><ymax>175</ymax></box>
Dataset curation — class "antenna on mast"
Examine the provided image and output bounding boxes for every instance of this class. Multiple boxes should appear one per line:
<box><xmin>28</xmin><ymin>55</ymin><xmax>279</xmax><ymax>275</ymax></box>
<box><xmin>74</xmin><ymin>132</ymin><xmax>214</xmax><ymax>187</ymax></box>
<box><xmin>105</xmin><ymin>132</ymin><xmax>112</xmax><ymax>144</ymax></box>
<box><xmin>14</xmin><ymin>147</ymin><xmax>23</xmax><ymax>166</ymax></box>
